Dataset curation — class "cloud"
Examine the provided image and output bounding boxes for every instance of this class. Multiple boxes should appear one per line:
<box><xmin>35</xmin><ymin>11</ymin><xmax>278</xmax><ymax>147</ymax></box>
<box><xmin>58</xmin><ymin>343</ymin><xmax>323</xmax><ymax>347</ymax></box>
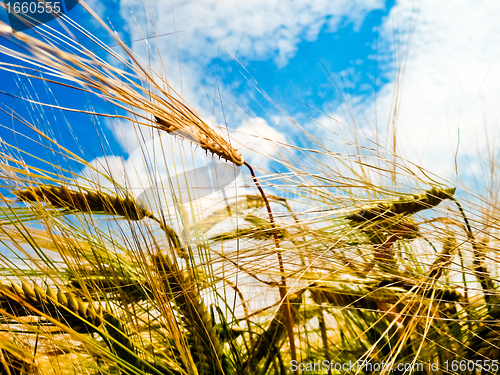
<box><xmin>232</xmin><ymin>116</ymin><xmax>287</xmax><ymax>169</ymax></box>
<box><xmin>97</xmin><ymin>0</ymin><xmax>388</xmax><ymax>185</ymax></box>
<box><xmin>107</xmin><ymin>0</ymin><xmax>386</xmax><ymax>142</ymax></box>
<box><xmin>121</xmin><ymin>0</ymin><xmax>385</xmax><ymax>67</ymax></box>
<box><xmin>91</xmin><ymin>0</ymin><xmax>500</xmax><ymax>197</ymax></box>
<box><xmin>354</xmin><ymin>0</ymin><xmax>500</xmax><ymax>182</ymax></box>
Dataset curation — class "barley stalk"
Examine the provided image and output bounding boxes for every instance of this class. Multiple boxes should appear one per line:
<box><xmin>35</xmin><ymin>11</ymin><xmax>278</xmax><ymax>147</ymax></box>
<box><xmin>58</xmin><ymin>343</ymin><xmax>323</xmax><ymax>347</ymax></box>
<box><xmin>243</xmin><ymin>290</ymin><xmax>303</xmax><ymax>374</ymax></box>
<box><xmin>244</xmin><ymin>161</ymin><xmax>298</xmax><ymax>369</ymax></box>
<box><xmin>153</xmin><ymin>252</ymin><xmax>226</xmax><ymax>375</ymax></box>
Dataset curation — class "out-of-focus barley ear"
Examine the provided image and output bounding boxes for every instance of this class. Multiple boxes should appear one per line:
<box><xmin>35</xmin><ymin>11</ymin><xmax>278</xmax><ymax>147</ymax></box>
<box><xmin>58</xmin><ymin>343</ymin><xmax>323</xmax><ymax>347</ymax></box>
<box><xmin>15</xmin><ymin>185</ymin><xmax>151</xmax><ymax>221</ymax></box>
<box><xmin>33</xmin><ymin>284</ymin><xmax>46</xmax><ymax>303</ymax></box>
<box><xmin>57</xmin><ymin>289</ymin><xmax>68</xmax><ymax>307</ymax></box>
<box><xmin>428</xmin><ymin>235</ymin><xmax>457</xmax><ymax>280</ymax></box>
<box><xmin>10</xmin><ymin>282</ymin><xmax>24</xmax><ymax>298</ymax></box>
<box><xmin>46</xmin><ymin>285</ymin><xmax>57</xmax><ymax>301</ymax></box>
<box><xmin>21</xmin><ymin>281</ymin><xmax>36</xmax><ymax>301</ymax></box>
<box><xmin>347</xmin><ymin>187</ymin><xmax>456</xmax><ymax>223</ymax></box>
<box><xmin>67</xmin><ymin>294</ymin><xmax>79</xmax><ymax>315</ymax></box>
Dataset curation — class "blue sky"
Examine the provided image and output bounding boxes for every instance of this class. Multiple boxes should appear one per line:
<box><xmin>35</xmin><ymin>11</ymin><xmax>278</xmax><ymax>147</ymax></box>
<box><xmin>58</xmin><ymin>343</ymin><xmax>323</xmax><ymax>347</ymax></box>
<box><xmin>1</xmin><ymin>0</ymin><xmax>500</xmax><ymax>196</ymax></box>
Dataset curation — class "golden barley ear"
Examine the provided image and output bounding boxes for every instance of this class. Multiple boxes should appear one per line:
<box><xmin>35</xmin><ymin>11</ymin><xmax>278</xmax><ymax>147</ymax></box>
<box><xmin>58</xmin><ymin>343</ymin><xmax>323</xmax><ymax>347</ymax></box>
<box><xmin>14</xmin><ymin>185</ymin><xmax>150</xmax><ymax>221</ymax></box>
<box><xmin>0</xmin><ymin>20</ymin><xmax>244</xmax><ymax>168</ymax></box>
<box><xmin>154</xmin><ymin>116</ymin><xmax>244</xmax><ymax>166</ymax></box>
<box><xmin>0</xmin><ymin>281</ymin><xmax>103</xmax><ymax>332</ymax></box>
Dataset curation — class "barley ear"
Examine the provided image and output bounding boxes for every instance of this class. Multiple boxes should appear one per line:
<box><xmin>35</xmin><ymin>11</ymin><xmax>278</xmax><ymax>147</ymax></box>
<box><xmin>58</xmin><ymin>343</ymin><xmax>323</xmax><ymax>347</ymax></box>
<box><xmin>154</xmin><ymin>116</ymin><xmax>244</xmax><ymax>166</ymax></box>
<box><xmin>15</xmin><ymin>185</ymin><xmax>150</xmax><ymax>221</ymax></box>
<box><xmin>1</xmin><ymin>282</ymin><xmax>103</xmax><ymax>332</ymax></box>
<box><xmin>347</xmin><ymin>187</ymin><xmax>456</xmax><ymax>223</ymax></box>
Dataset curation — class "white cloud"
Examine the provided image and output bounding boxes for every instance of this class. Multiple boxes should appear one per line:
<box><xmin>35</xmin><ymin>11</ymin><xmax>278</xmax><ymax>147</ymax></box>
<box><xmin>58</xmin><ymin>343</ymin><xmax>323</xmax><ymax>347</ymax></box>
<box><xmin>110</xmin><ymin>0</ymin><xmax>386</xmax><ymax>133</ymax></box>
<box><xmin>121</xmin><ymin>0</ymin><xmax>385</xmax><ymax>67</ymax></box>
<box><xmin>96</xmin><ymin>0</ymin><xmax>388</xmax><ymax>185</ymax></box>
<box><xmin>89</xmin><ymin>0</ymin><xmax>500</xmax><ymax>198</ymax></box>
<box><xmin>232</xmin><ymin>116</ymin><xmax>287</xmax><ymax>169</ymax></box>
<box><xmin>353</xmin><ymin>0</ymin><xmax>500</xmax><ymax>182</ymax></box>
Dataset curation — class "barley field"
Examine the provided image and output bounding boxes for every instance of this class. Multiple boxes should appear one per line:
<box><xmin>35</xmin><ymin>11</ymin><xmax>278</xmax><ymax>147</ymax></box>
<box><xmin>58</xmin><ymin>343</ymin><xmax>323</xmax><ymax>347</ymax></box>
<box><xmin>0</xmin><ymin>1</ymin><xmax>499</xmax><ymax>374</ymax></box>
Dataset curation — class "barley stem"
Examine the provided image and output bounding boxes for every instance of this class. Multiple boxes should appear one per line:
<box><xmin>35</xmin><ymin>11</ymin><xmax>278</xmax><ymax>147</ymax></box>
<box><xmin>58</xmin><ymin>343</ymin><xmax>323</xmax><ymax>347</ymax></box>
<box><xmin>244</xmin><ymin>161</ymin><xmax>297</xmax><ymax>371</ymax></box>
<box><xmin>451</xmin><ymin>198</ymin><xmax>494</xmax><ymax>309</ymax></box>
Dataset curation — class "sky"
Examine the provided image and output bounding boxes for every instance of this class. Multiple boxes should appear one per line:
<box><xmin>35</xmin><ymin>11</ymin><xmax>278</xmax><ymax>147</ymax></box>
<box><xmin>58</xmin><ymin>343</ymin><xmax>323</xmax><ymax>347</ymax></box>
<box><xmin>1</xmin><ymin>0</ymin><xmax>500</xmax><ymax>201</ymax></box>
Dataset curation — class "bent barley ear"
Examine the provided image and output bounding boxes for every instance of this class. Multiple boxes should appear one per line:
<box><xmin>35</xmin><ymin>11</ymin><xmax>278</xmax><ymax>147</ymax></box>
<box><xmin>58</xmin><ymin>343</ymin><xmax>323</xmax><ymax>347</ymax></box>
<box><xmin>15</xmin><ymin>185</ymin><xmax>150</xmax><ymax>221</ymax></box>
<box><xmin>347</xmin><ymin>187</ymin><xmax>456</xmax><ymax>223</ymax></box>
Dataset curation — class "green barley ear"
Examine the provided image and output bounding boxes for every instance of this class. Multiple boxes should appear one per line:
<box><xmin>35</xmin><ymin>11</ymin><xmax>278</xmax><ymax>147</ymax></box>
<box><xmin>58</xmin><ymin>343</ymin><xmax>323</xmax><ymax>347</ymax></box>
<box><xmin>347</xmin><ymin>187</ymin><xmax>456</xmax><ymax>223</ymax></box>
